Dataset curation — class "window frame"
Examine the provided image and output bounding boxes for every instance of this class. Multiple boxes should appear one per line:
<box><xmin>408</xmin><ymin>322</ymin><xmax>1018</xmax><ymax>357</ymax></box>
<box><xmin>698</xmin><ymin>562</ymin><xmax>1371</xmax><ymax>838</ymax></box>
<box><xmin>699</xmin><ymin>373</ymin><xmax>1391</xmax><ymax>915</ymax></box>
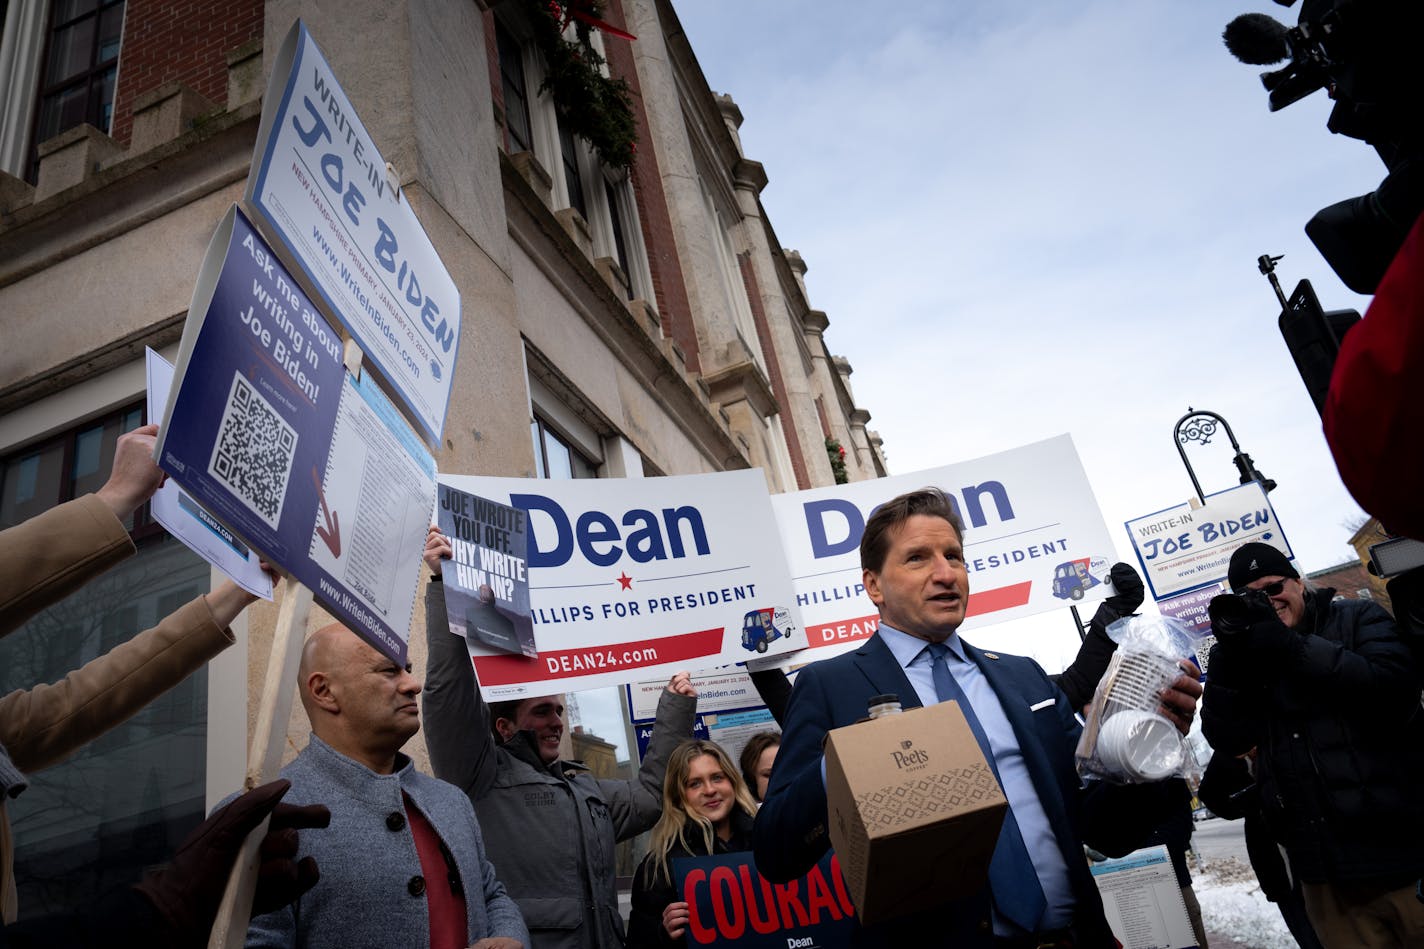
<box><xmin>590</xmin><ymin>164</ymin><xmax>652</xmax><ymax>301</ymax></box>
<box><xmin>1</xmin><ymin>400</ymin><xmax>162</xmax><ymax>541</ymax></box>
<box><xmin>494</xmin><ymin>16</ymin><xmax>533</xmax><ymax>155</ymax></box>
<box><xmin>0</xmin><ymin>349</ymin><xmax>248</xmax><ymax>813</ymax></box>
<box><xmin>0</xmin><ymin>0</ymin><xmax>54</xmax><ymax>178</ymax></box>
<box><xmin>491</xmin><ymin>11</ymin><xmax>652</xmax><ymax>302</ymax></box>
<box><xmin>530</xmin><ymin>414</ymin><xmax>599</xmax><ymax>480</ymax></box>
<box><xmin>699</xmin><ymin>176</ymin><xmax>764</xmax><ymax>372</ymax></box>
<box><xmin>24</xmin><ymin>0</ymin><xmax>127</xmax><ymax>181</ymax></box>
<box><xmin>0</xmin><ymin>393</ymin><xmax>247</xmax><ymax>921</ymax></box>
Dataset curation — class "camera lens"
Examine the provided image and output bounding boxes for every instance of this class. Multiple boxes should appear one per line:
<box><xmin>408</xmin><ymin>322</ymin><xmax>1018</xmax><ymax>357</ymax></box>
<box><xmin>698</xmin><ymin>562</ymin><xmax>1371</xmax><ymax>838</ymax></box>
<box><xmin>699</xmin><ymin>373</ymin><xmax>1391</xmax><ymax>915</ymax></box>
<box><xmin>1208</xmin><ymin>594</ymin><xmax>1252</xmax><ymax>638</ymax></box>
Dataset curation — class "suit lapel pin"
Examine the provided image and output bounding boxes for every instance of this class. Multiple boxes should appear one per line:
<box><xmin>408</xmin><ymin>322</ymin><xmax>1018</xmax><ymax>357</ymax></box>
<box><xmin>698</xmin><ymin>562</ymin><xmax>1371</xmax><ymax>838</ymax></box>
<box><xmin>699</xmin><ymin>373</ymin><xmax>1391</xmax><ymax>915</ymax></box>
<box><xmin>984</xmin><ymin>652</ymin><xmax>999</xmax><ymax>660</ymax></box>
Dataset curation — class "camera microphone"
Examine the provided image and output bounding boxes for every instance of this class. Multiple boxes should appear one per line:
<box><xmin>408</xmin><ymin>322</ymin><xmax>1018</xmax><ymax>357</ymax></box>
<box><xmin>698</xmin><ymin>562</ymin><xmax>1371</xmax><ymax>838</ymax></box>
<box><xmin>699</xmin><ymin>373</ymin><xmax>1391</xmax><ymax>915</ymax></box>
<box><xmin>1223</xmin><ymin>12</ymin><xmax>1292</xmax><ymax>65</ymax></box>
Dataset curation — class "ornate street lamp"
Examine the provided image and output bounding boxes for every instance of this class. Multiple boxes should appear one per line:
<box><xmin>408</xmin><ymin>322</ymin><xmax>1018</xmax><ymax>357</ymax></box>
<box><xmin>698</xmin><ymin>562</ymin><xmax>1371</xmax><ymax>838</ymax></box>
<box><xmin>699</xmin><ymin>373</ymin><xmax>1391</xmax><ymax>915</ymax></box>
<box><xmin>1173</xmin><ymin>408</ymin><xmax>1277</xmax><ymax>505</ymax></box>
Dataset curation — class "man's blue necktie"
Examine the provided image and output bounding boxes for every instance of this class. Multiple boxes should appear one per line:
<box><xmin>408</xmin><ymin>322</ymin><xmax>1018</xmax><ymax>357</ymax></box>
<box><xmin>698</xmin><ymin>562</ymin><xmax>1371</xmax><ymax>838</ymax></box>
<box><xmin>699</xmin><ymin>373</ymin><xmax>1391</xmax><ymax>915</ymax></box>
<box><xmin>926</xmin><ymin>641</ymin><xmax>1047</xmax><ymax>933</ymax></box>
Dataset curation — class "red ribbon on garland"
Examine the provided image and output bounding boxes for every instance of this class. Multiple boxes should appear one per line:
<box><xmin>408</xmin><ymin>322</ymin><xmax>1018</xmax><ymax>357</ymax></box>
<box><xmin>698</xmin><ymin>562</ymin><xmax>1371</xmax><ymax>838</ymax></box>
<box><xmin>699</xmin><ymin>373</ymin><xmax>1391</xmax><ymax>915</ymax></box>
<box><xmin>551</xmin><ymin>0</ymin><xmax>637</xmax><ymax>41</ymax></box>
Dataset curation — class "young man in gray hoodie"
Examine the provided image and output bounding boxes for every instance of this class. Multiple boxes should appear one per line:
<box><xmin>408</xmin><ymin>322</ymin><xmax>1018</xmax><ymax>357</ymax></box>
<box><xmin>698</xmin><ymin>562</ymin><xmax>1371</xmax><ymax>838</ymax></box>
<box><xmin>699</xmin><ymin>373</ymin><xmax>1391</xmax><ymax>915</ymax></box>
<box><xmin>422</xmin><ymin>526</ymin><xmax>697</xmax><ymax>949</ymax></box>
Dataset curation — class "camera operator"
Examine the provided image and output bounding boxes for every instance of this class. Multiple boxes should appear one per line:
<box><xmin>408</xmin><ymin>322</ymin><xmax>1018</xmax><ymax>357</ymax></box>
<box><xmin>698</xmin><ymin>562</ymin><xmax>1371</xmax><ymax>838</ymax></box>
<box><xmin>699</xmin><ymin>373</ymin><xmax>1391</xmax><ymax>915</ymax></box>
<box><xmin>1200</xmin><ymin>542</ymin><xmax>1424</xmax><ymax>948</ymax></box>
<box><xmin>1223</xmin><ymin>0</ymin><xmax>1424</xmax><ymax>293</ymax></box>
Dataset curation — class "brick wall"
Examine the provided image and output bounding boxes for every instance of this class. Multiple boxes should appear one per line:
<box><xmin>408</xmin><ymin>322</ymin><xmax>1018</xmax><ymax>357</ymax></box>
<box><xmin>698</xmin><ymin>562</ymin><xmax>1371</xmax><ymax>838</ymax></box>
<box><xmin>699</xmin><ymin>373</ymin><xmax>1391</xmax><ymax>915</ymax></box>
<box><xmin>109</xmin><ymin>0</ymin><xmax>263</xmax><ymax>146</ymax></box>
<box><xmin>1308</xmin><ymin>561</ymin><xmax>1377</xmax><ymax>600</ymax></box>
<box><xmin>604</xmin><ymin>0</ymin><xmax>700</xmax><ymax>372</ymax></box>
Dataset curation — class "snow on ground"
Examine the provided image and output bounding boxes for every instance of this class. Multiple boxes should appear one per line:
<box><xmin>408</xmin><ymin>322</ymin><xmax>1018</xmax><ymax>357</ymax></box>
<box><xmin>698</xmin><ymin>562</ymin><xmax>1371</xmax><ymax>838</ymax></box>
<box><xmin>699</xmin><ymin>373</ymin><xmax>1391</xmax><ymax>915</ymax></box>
<box><xmin>1193</xmin><ymin>856</ymin><xmax>1296</xmax><ymax>949</ymax></box>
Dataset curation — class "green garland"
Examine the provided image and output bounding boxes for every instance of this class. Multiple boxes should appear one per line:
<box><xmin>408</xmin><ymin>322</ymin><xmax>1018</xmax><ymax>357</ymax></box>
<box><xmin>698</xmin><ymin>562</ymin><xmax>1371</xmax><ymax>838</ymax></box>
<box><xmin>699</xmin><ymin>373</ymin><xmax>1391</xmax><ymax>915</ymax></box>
<box><xmin>522</xmin><ymin>0</ymin><xmax>638</xmax><ymax>169</ymax></box>
<box><xmin>826</xmin><ymin>436</ymin><xmax>849</xmax><ymax>484</ymax></box>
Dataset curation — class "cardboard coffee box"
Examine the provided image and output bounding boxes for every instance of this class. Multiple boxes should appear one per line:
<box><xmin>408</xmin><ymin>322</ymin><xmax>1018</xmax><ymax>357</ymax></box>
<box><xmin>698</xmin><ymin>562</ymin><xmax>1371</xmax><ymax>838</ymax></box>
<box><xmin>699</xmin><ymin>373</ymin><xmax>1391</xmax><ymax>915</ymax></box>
<box><xmin>824</xmin><ymin>701</ymin><xmax>1008</xmax><ymax>925</ymax></box>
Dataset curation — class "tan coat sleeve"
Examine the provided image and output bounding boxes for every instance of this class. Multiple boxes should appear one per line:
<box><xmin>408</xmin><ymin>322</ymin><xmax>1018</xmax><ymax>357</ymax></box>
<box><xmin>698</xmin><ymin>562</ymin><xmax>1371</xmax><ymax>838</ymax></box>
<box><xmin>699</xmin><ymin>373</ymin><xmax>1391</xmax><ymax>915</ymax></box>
<box><xmin>0</xmin><ymin>595</ymin><xmax>235</xmax><ymax>773</ymax></box>
<box><xmin>0</xmin><ymin>494</ymin><xmax>135</xmax><ymax>637</ymax></box>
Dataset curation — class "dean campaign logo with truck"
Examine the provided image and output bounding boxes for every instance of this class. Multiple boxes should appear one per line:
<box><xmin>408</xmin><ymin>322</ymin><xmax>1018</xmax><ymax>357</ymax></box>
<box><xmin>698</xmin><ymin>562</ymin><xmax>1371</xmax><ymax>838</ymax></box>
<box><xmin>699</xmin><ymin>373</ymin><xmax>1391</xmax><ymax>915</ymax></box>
<box><xmin>1049</xmin><ymin>555</ymin><xmax>1110</xmax><ymax>601</ymax></box>
<box><xmin>740</xmin><ymin>606</ymin><xmax>797</xmax><ymax>654</ymax></box>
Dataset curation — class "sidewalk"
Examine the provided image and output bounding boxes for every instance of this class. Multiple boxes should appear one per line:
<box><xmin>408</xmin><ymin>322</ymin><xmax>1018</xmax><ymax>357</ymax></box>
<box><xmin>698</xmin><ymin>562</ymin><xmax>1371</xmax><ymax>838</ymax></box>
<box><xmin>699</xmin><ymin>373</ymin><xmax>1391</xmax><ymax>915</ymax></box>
<box><xmin>1193</xmin><ymin>856</ymin><xmax>1296</xmax><ymax>949</ymax></box>
<box><xmin>1203</xmin><ymin>933</ymin><xmax>1257</xmax><ymax>949</ymax></box>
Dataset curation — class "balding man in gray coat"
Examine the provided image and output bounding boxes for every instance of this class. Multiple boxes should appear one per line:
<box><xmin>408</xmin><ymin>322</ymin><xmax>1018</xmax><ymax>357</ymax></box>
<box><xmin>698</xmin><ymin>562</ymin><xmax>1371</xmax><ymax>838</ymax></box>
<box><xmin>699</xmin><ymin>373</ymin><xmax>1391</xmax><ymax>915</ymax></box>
<box><xmin>242</xmin><ymin>624</ymin><xmax>528</xmax><ymax>949</ymax></box>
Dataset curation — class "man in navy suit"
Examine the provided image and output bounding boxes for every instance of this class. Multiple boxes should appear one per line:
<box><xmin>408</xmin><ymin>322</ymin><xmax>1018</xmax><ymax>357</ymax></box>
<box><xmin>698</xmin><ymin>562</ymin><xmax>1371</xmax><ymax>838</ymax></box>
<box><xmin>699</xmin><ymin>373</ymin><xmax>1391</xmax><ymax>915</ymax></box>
<box><xmin>753</xmin><ymin>488</ymin><xmax>1202</xmax><ymax>948</ymax></box>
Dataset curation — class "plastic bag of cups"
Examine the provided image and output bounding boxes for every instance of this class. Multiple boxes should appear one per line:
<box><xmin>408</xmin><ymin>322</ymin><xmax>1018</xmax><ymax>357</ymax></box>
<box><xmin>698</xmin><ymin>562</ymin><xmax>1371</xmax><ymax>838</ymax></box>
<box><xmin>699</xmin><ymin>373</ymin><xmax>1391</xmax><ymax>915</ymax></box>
<box><xmin>1074</xmin><ymin>614</ymin><xmax>1205</xmax><ymax>785</ymax></box>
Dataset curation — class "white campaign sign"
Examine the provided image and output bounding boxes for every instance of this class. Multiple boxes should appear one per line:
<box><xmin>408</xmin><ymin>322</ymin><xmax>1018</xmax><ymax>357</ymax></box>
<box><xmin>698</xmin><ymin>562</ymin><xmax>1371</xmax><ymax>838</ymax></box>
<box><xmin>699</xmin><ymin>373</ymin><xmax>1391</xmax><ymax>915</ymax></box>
<box><xmin>247</xmin><ymin>21</ymin><xmax>459</xmax><ymax>444</ymax></box>
<box><xmin>306</xmin><ymin>371</ymin><xmax>436</xmax><ymax>662</ymax></box>
<box><xmin>769</xmin><ymin>434</ymin><xmax>1117</xmax><ymax>663</ymax></box>
<box><xmin>440</xmin><ymin>469</ymin><xmax>802</xmax><ymax>698</ymax></box>
<box><xmin>1125</xmin><ymin>481</ymin><xmax>1293</xmax><ymax>600</ymax></box>
<box><xmin>1090</xmin><ymin>846</ymin><xmax>1197</xmax><ymax>949</ymax></box>
<box><xmin>626</xmin><ymin>670</ymin><xmax>765</xmax><ymax>721</ymax></box>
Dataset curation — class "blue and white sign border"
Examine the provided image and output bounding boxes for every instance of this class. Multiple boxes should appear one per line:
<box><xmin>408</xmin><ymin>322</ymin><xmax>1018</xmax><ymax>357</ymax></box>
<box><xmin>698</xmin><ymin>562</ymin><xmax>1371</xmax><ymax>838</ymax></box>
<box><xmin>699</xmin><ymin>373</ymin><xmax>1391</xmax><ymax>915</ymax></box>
<box><xmin>1125</xmin><ymin>481</ymin><xmax>1296</xmax><ymax>601</ymax></box>
<box><xmin>247</xmin><ymin>21</ymin><xmax>459</xmax><ymax>445</ymax></box>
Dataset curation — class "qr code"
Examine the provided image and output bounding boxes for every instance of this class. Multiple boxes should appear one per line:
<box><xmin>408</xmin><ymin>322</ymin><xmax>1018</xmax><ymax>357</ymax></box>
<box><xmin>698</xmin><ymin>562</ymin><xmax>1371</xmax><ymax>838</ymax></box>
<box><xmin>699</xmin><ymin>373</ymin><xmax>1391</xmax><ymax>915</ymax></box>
<box><xmin>1194</xmin><ymin>633</ymin><xmax>1217</xmax><ymax>678</ymax></box>
<box><xmin>208</xmin><ymin>373</ymin><xmax>298</xmax><ymax>529</ymax></box>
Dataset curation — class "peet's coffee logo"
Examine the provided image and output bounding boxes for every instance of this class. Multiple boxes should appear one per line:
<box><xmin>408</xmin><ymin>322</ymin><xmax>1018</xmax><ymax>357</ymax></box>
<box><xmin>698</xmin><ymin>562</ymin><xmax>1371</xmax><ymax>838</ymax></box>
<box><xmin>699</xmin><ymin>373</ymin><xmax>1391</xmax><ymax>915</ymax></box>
<box><xmin>891</xmin><ymin>749</ymin><xmax>929</xmax><ymax>768</ymax></box>
<box><xmin>891</xmin><ymin>739</ymin><xmax>929</xmax><ymax>770</ymax></box>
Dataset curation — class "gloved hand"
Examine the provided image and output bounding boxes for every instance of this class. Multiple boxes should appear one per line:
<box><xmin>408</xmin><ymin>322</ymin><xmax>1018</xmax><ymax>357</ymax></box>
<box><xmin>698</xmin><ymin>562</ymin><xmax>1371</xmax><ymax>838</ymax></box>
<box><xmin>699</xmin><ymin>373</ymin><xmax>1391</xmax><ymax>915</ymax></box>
<box><xmin>1237</xmin><ymin>616</ymin><xmax>1298</xmax><ymax>668</ymax></box>
<box><xmin>1104</xmin><ymin>562</ymin><xmax>1145</xmax><ymax>616</ymax></box>
<box><xmin>133</xmin><ymin>778</ymin><xmax>331</xmax><ymax>946</ymax></box>
<box><xmin>1204</xmin><ymin>640</ymin><xmax>1248</xmax><ymax>688</ymax></box>
<box><xmin>1209</xmin><ymin>593</ymin><xmax>1296</xmax><ymax>672</ymax></box>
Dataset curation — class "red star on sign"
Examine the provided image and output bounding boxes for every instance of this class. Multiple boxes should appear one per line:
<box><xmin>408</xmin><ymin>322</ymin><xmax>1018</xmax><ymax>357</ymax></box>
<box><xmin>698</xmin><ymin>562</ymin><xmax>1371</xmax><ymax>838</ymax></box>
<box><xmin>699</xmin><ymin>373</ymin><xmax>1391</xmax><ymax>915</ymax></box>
<box><xmin>617</xmin><ymin>572</ymin><xmax>633</xmax><ymax>590</ymax></box>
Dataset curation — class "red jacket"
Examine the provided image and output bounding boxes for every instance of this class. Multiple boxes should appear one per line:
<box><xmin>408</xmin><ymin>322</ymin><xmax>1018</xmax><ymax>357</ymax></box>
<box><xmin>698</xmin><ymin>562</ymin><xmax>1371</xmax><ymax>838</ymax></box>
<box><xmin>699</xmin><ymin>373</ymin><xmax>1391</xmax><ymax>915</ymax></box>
<box><xmin>1324</xmin><ymin>210</ymin><xmax>1424</xmax><ymax>539</ymax></box>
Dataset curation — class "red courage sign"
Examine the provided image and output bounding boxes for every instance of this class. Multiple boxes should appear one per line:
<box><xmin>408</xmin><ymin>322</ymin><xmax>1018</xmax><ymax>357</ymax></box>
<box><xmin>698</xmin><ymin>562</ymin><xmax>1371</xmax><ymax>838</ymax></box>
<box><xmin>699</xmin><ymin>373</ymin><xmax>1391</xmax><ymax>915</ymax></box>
<box><xmin>672</xmin><ymin>851</ymin><xmax>855</xmax><ymax>948</ymax></box>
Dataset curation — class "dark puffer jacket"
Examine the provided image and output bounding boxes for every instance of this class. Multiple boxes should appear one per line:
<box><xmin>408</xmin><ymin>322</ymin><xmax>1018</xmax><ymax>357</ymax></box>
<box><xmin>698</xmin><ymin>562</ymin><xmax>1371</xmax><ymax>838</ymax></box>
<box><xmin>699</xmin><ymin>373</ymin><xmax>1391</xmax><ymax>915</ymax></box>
<box><xmin>1201</xmin><ymin>586</ymin><xmax>1424</xmax><ymax>885</ymax></box>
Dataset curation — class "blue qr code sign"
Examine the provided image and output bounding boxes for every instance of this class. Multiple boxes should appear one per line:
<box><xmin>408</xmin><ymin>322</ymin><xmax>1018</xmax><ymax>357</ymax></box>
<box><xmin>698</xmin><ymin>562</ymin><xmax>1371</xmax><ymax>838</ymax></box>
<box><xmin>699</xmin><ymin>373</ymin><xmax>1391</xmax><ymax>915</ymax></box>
<box><xmin>208</xmin><ymin>373</ymin><xmax>299</xmax><ymax>530</ymax></box>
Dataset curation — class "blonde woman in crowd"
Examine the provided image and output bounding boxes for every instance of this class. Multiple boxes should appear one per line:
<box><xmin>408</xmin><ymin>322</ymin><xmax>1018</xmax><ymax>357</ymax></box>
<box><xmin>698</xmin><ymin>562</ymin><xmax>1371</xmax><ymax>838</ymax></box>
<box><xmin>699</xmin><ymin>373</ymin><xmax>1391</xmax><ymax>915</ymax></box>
<box><xmin>626</xmin><ymin>740</ymin><xmax>758</xmax><ymax>947</ymax></box>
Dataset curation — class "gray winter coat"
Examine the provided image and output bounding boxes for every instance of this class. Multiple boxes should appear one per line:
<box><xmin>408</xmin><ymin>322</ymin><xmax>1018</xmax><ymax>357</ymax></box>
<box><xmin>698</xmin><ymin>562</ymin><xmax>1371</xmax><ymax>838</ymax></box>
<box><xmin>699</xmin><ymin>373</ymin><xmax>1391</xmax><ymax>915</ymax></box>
<box><xmin>242</xmin><ymin>733</ymin><xmax>529</xmax><ymax>948</ymax></box>
<box><xmin>424</xmin><ymin>583</ymin><xmax>696</xmax><ymax>949</ymax></box>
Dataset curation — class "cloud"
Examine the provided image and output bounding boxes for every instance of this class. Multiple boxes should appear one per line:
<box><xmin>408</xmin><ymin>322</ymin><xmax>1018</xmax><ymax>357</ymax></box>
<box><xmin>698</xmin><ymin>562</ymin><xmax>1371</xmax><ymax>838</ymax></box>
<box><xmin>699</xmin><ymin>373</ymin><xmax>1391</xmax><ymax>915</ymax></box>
<box><xmin>677</xmin><ymin>0</ymin><xmax>1376</xmax><ymax>580</ymax></box>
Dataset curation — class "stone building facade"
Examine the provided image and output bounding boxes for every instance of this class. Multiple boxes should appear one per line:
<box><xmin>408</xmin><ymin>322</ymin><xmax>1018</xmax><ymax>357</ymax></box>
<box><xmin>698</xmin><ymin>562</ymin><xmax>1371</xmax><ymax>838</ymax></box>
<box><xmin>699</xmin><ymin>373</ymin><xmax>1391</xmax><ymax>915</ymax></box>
<box><xmin>0</xmin><ymin>0</ymin><xmax>884</xmax><ymax>919</ymax></box>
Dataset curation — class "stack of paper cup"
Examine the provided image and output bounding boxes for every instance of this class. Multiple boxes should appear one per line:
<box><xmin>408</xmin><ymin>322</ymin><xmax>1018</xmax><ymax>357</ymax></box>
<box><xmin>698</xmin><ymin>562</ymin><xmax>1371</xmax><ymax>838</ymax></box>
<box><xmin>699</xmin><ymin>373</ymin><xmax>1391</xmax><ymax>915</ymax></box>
<box><xmin>1096</xmin><ymin>645</ymin><xmax>1185</xmax><ymax>781</ymax></box>
<box><xmin>1096</xmin><ymin>709</ymin><xmax>1182</xmax><ymax>781</ymax></box>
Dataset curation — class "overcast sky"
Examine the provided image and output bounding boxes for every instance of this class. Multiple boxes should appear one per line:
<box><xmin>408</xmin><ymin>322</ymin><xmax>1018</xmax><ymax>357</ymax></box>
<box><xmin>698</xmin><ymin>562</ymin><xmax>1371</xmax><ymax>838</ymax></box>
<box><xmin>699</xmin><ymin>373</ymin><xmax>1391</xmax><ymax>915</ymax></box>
<box><xmin>575</xmin><ymin>0</ymin><xmax>1389</xmax><ymax>751</ymax></box>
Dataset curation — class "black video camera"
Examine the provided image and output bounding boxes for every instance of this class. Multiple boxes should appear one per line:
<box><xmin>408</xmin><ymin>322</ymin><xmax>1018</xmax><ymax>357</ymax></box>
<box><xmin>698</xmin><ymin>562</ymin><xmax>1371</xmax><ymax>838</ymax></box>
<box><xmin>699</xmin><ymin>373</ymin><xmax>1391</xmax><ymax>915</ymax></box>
<box><xmin>1258</xmin><ymin>13</ymin><xmax>1347</xmax><ymax>112</ymax></box>
<box><xmin>1222</xmin><ymin>4</ymin><xmax>1355</xmax><ymax>114</ymax></box>
<box><xmin>1225</xmin><ymin>0</ymin><xmax>1424</xmax><ymax>293</ymax></box>
<box><xmin>1207</xmin><ymin>590</ymin><xmax>1276</xmax><ymax>638</ymax></box>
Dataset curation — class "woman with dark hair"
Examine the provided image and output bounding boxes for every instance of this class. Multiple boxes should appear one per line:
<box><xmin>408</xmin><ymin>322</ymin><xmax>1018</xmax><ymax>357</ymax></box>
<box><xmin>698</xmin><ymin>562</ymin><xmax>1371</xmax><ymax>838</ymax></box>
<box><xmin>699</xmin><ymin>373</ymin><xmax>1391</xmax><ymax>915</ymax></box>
<box><xmin>738</xmin><ymin>731</ymin><xmax>780</xmax><ymax>803</ymax></box>
<box><xmin>627</xmin><ymin>740</ymin><xmax>758</xmax><ymax>947</ymax></box>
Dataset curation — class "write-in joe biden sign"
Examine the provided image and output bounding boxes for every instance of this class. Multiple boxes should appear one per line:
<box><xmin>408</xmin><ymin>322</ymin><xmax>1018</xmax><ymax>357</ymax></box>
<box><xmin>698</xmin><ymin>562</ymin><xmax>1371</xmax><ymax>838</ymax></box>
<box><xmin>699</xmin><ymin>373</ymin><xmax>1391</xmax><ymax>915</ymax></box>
<box><xmin>248</xmin><ymin>21</ymin><xmax>459</xmax><ymax>444</ymax></box>
<box><xmin>1125</xmin><ymin>481</ymin><xmax>1293</xmax><ymax>600</ymax></box>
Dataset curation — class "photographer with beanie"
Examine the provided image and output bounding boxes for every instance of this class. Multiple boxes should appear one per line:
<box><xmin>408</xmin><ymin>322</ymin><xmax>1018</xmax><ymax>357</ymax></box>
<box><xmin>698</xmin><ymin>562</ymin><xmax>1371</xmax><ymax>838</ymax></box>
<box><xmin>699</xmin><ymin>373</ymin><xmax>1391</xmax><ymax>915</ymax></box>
<box><xmin>1200</xmin><ymin>542</ymin><xmax>1424</xmax><ymax>948</ymax></box>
